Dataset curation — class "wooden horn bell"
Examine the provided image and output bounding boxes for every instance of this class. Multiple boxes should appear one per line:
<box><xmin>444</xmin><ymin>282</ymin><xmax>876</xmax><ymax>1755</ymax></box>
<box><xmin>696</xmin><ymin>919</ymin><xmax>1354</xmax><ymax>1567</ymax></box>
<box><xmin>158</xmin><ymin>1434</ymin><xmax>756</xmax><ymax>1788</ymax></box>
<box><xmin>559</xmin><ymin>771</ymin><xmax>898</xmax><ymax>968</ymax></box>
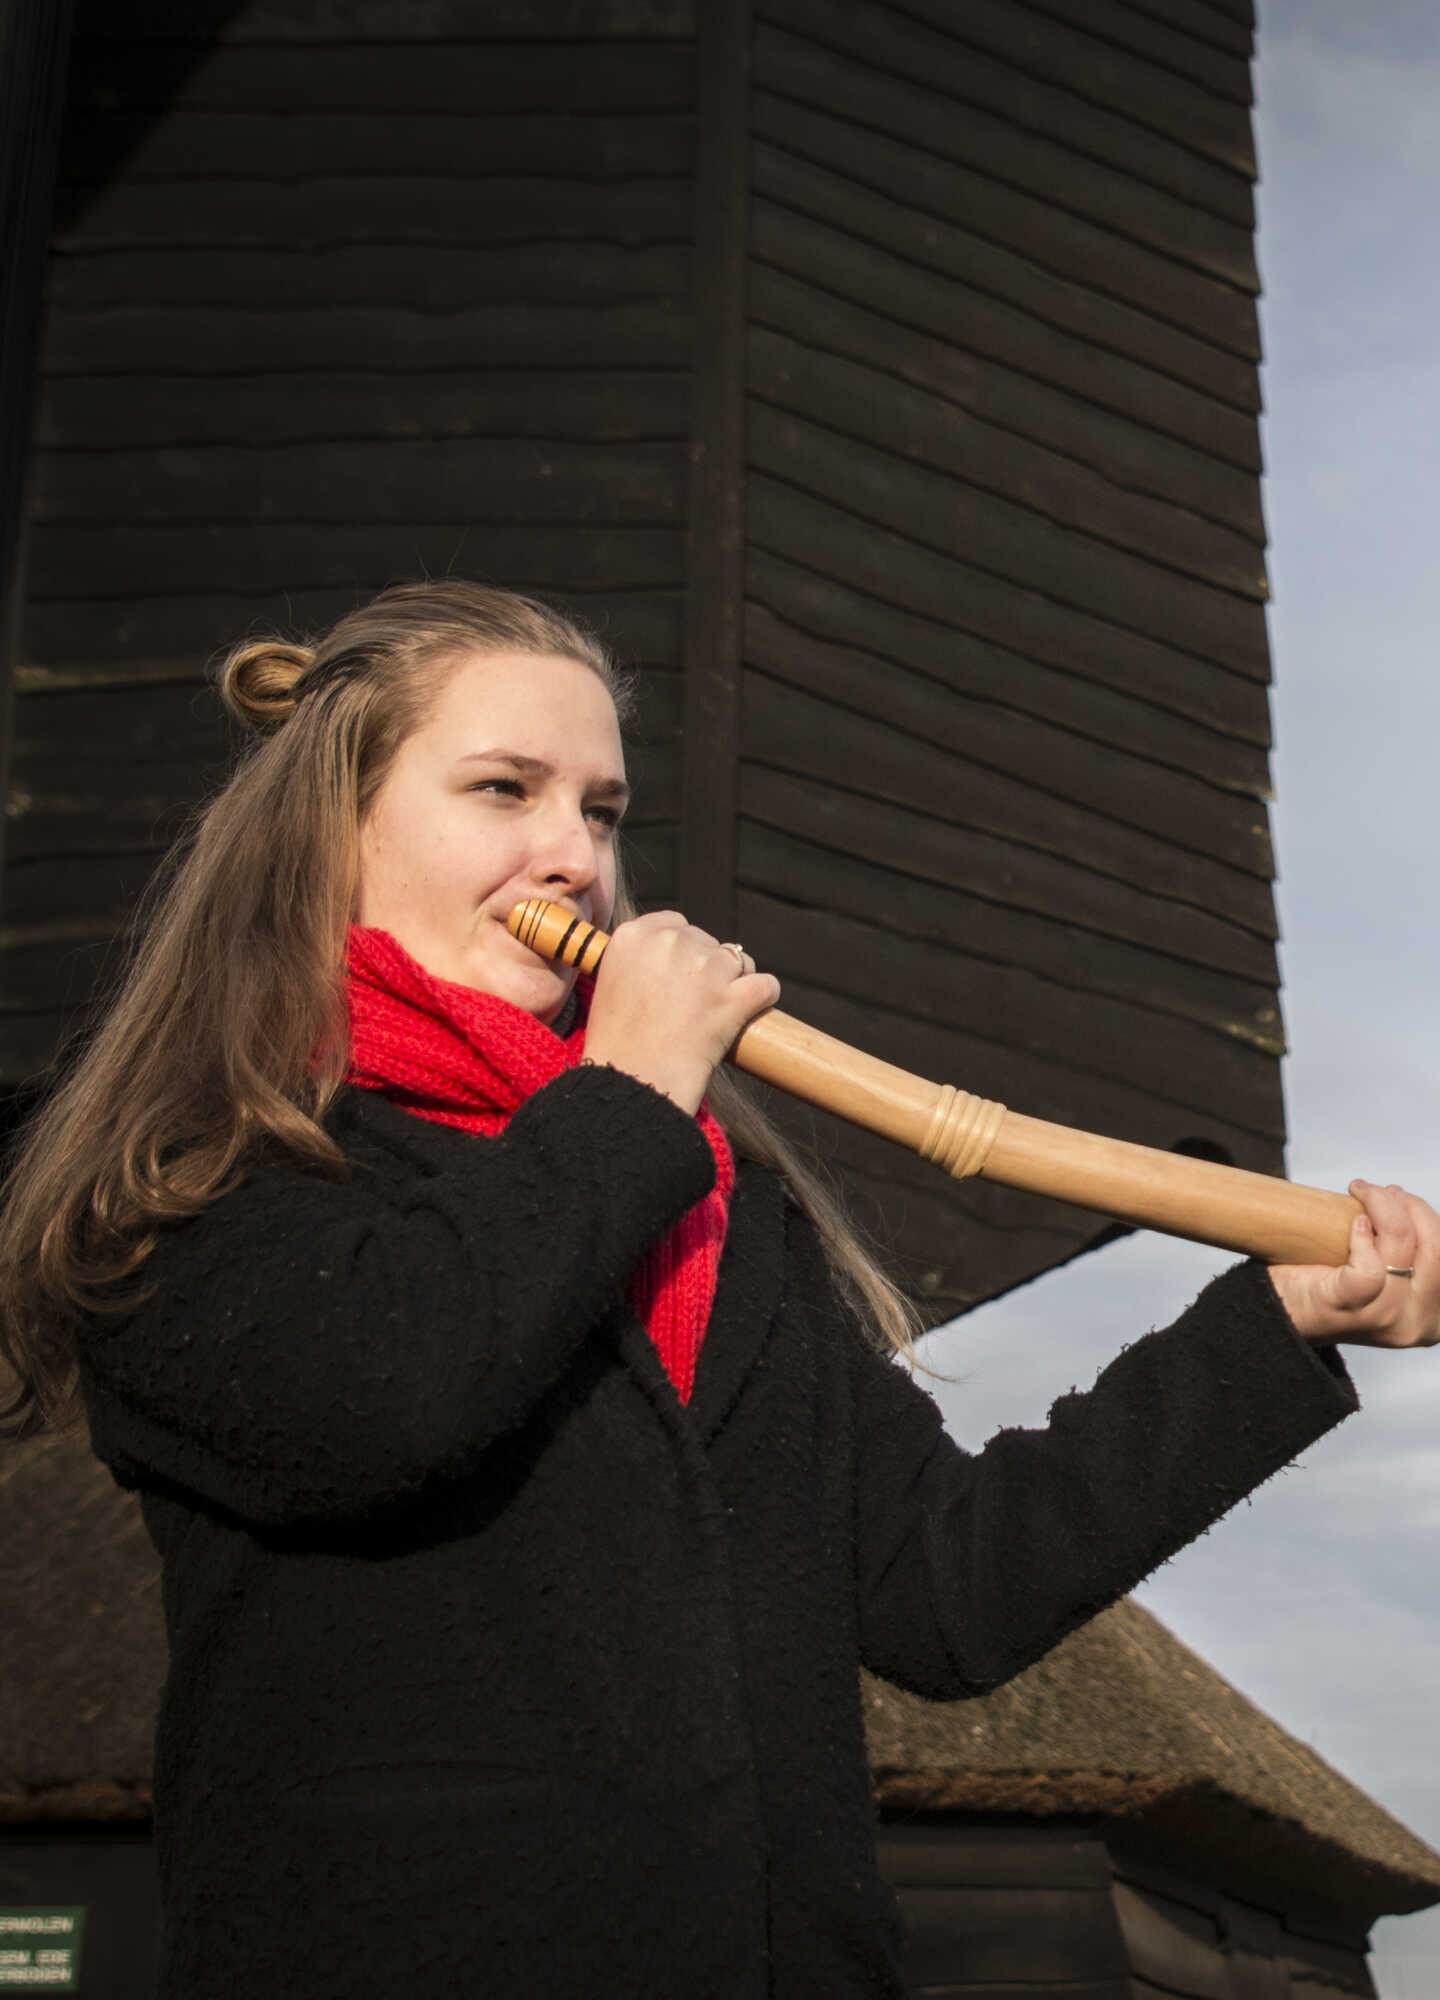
<box><xmin>507</xmin><ymin>899</ymin><xmax>1358</xmax><ymax>1267</ymax></box>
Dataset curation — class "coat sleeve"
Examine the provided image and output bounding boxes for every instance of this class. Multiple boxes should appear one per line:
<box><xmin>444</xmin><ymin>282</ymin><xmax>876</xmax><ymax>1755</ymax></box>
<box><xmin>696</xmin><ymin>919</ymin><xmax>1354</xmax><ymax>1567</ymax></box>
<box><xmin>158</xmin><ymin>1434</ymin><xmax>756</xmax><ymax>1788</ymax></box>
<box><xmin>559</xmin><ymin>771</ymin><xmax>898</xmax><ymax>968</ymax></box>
<box><xmin>77</xmin><ymin>1066</ymin><xmax>716</xmax><ymax>1528</ymax></box>
<box><xmin>852</xmin><ymin>1258</ymin><xmax>1359</xmax><ymax>1698</ymax></box>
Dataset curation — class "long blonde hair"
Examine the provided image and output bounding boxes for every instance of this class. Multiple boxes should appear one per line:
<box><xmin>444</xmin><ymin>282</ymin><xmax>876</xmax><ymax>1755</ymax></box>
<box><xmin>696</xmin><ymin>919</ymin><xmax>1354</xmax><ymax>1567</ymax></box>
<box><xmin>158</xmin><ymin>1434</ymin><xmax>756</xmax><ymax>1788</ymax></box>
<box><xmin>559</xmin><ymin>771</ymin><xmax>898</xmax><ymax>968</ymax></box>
<box><xmin>0</xmin><ymin>580</ymin><xmax>917</xmax><ymax>1438</ymax></box>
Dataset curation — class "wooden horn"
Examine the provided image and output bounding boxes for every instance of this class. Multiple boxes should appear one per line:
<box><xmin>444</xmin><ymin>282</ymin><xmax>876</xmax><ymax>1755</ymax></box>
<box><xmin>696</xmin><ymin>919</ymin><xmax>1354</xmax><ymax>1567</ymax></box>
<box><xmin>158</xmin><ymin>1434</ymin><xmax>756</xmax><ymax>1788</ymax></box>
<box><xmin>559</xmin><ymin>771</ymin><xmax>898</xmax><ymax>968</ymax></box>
<box><xmin>508</xmin><ymin>900</ymin><xmax>1359</xmax><ymax>1266</ymax></box>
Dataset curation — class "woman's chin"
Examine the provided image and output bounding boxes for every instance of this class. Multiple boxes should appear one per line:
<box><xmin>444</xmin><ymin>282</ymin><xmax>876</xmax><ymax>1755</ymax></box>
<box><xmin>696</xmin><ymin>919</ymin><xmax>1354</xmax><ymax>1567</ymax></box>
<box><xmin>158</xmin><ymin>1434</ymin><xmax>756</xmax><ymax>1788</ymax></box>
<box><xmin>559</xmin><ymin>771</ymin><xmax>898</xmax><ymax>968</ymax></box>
<box><xmin>484</xmin><ymin>960</ymin><xmax>570</xmax><ymax>1022</ymax></box>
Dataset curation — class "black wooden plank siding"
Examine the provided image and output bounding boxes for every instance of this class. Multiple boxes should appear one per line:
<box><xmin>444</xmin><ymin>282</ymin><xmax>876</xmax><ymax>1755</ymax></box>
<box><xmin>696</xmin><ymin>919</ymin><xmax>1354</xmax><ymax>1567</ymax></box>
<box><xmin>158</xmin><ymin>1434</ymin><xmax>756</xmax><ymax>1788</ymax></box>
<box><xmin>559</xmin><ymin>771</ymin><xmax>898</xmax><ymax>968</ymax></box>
<box><xmin>756</xmin><ymin>19</ymin><xmax>1261</xmax><ymax>310</ymax></box>
<box><xmin>736</xmin><ymin>0</ymin><xmax>1278</xmax><ymax>1313</ymax></box>
<box><xmin>74</xmin><ymin>1</ymin><xmax>697</xmax><ymax>35</ymax></box>
<box><xmin>3</xmin><ymin>0</ymin><xmax>1285</xmax><ymax>1326</ymax></box>
<box><xmin>761</xmin><ymin>0</ymin><xmax>1256</xmax><ymax>226</ymax></box>
<box><xmin>874</xmin><ymin>1824</ymin><xmax>1378</xmax><ymax>1998</ymax></box>
<box><xmin>3</xmin><ymin>9</ymin><xmax>696</xmax><ymax>1086</ymax></box>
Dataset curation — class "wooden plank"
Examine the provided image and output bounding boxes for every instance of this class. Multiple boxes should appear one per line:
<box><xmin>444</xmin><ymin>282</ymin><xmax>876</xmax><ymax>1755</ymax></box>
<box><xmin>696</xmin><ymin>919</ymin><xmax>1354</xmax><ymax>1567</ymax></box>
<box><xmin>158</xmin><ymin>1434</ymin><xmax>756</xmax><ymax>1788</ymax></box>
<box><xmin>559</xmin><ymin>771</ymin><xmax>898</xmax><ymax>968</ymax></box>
<box><xmin>73</xmin><ymin>1</ymin><xmax>697</xmax><ymax>38</ymax></box>
<box><xmin>739</xmin><ymin>671</ymin><xmax>1280</xmax><ymax>933</ymax></box>
<box><xmin>9</xmin><ymin>678</ymin><xmax>228</xmax><ymax>761</ymax></box>
<box><xmin>743</xmin><ymin>968</ymin><xmax>1284</xmax><ymax>1166</ymax></box>
<box><xmin>738</xmin><ymin>818</ymin><xmax>1283</xmax><ymax>1054</ymax></box>
<box><xmin>748</xmin><ymin>327</ymin><xmax>1265</xmax><ymax>597</ymax></box>
<box><xmin>66</xmin><ymin>41</ymin><xmax>697</xmax><ymax>115</ymax></box>
<box><xmin>1187</xmin><ymin>0</ymin><xmax>1253</xmax><ymax>27</ymax></box>
<box><xmin>1275</xmin><ymin>1935</ymin><xmax>1376</xmax><ymax>1998</ymax></box>
<box><xmin>750</xmin><ymin>195</ymin><xmax>1260</xmax><ymax>467</ymax></box>
<box><xmin>745</xmin><ymin>482</ymin><xmax>1276</xmax><ymax>735</ymax></box>
<box><xmin>20</xmin><ymin>588</ymin><xmax>683</xmax><ymax>669</ymax></box>
<box><xmin>0</xmin><ymin>0</ymin><xmax>79</xmax><ymax>891</ymax></box>
<box><xmin>738</xmin><ymin>752</ymin><xmax>1276</xmax><ymax>988</ymax></box>
<box><xmin>826</xmin><ymin>1133</ymin><xmax>1099</xmax><ymax>1311</ymax></box>
<box><xmin>1118</xmin><ymin>0</ymin><xmax>1253</xmax><ymax>57</ymax></box>
<box><xmin>743</xmin><ymin>556</ymin><xmax>1274</xmax><ymax>796</ymax></box>
<box><xmin>1112</xmin><ymin>1878</ymin><xmax>1228</xmax><ymax>1996</ymax></box>
<box><xmin>778</xmin><ymin>1049</ymin><xmax>1275</xmax><ymax>1213</ymax></box>
<box><xmin>60</xmin><ymin>109</ymin><xmax>695</xmax><ymax>185</ymax></box>
<box><xmin>737</xmin><ymin>887</ymin><xmax>1283</xmax><ymax>1132</ymax></box>
<box><xmin>24</xmin><ymin>523</ymin><xmax>686</xmax><ymax>601</ymax></box>
<box><xmin>1016</xmin><ymin>0</ymin><xmax>1253</xmax><ymax>94</ymax></box>
<box><xmin>618</xmin><ymin>820</ymin><xmax>678</xmax><ymax>910</ymax></box>
<box><xmin>5</xmin><ymin>785</ymin><xmax>216</xmax><ymax>865</ymax></box>
<box><xmin>745</xmin><ymin>414</ymin><xmax>1271</xmax><ymax>680</ymax></box>
<box><xmin>0</xmin><ymin>1009</ymin><xmax>95</xmax><ymax>1087</ymax></box>
<box><xmin>1</xmin><ymin>848</ymin><xmax>176</xmax><ymax>928</ymax></box>
<box><xmin>8</xmin><ymin>731</ymin><xmax>680</xmax><ymax>870</ymax></box>
<box><xmin>877</xmin><ymin>1827</ymin><xmax>1115</xmax><ymax>1892</ymax></box>
<box><xmin>748</xmin><ymin>265</ymin><xmax>1264</xmax><ymax>542</ymax></box>
<box><xmin>53</xmin><ymin>176</ymin><xmax>695</xmax><ymax>252</ymax></box>
<box><xmin>0</xmin><ymin>933</ymin><xmax>125</xmax><ymax>1016</ymax></box>
<box><xmin>41</xmin><ymin>302</ymin><xmax>693</xmax><ymax>375</ymax></box>
<box><xmin>7</xmin><ymin>855</ymin><xmax>677</xmax><ymax>1040</ymax></box>
<box><xmin>753</xmin><ymin>19</ymin><xmax>1258</xmax><ymax>295</ymax></box>
<box><xmin>8</xmin><ymin>652</ymin><xmax>681</xmax><ymax>718</ymax></box>
<box><xmin>741</xmin><ymin>600</ymin><xmax>1273</xmax><ymax>878</ymax></box>
<box><xmin>899</xmin><ymin>1883</ymin><xmax>1129</xmax><ymax>1986</ymax></box>
<box><xmin>749</xmin><ymin>1067</ymin><xmax>1276</xmax><ymax>1313</ymax></box>
<box><xmin>46</xmin><ymin>242</ymin><xmax>691</xmax><ymax>312</ymax></box>
<box><xmin>739</xmin><ymin>766</ymin><xmax>1281</xmax><ymax>989</ymax></box>
<box><xmin>36</xmin><ymin>371</ymin><xmax>692</xmax><ymax>449</ymax></box>
<box><xmin>29</xmin><ymin>439</ymin><xmax>688</xmax><ymax>525</ymax></box>
<box><xmin>678</xmin><ymin>0</ymin><xmax>750</xmax><ymax>938</ymax></box>
<box><xmin>14</xmin><ymin>656</ymin><xmax>208</xmax><ymax>691</ymax></box>
<box><xmin>894</xmin><ymin>0</ymin><xmax>1257</xmax><ymax>177</ymax></box>
<box><xmin>755</xmin><ymin>0</ymin><xmax>1252</xmax><ymax>224</ymax></box>
<box><xmin>753</xmin><ymin>122</ymin><xmax>1259</xmax><ymax>394</ymax></box>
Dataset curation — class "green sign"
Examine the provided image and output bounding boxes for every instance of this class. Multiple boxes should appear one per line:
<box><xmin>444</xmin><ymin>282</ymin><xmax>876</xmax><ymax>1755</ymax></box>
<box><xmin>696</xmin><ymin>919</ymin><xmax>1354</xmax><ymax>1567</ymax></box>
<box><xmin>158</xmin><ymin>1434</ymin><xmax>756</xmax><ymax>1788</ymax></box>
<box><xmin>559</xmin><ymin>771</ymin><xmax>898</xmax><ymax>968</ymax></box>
<box><xmin>0</xmin><ymin>1910</ymin><xmax>85</xmax><ymax>1990</ymax></box>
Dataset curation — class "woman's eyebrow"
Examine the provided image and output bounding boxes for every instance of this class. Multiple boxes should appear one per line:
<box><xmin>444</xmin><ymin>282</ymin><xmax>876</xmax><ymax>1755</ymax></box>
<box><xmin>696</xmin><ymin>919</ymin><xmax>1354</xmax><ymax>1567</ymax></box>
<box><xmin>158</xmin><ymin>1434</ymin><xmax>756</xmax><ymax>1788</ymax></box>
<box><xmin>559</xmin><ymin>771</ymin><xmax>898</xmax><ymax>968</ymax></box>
<box><xmin>455</xmin><ymin>750</ymin><xmax>629</xmax><ymax>800</ymax></box>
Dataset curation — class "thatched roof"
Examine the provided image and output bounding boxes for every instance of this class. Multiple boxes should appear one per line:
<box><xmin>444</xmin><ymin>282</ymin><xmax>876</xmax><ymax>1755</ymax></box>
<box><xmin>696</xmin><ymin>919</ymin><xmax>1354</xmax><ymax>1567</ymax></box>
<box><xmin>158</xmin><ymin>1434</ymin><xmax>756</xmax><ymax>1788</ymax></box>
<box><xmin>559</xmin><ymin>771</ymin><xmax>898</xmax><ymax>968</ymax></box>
<box><xmin>5</xmin><ymin>1430</ymin><xmax>1440</xmax><ymax>1924</ymax></box>
<box><xmin>866</xmin><ymin>1595</ymin><xmax>1440</xmax><ymax>1923</ymax></box>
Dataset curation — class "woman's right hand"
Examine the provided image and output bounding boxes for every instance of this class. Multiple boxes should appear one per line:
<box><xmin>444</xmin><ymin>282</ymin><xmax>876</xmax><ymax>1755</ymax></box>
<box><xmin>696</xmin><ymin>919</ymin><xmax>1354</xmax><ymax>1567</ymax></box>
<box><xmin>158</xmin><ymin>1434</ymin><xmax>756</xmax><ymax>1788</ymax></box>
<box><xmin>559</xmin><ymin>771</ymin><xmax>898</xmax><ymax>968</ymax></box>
<box><xmin>580</xmin><ymin>911</ymin><xmax>781</xmax><ymax>1114</ymax></box>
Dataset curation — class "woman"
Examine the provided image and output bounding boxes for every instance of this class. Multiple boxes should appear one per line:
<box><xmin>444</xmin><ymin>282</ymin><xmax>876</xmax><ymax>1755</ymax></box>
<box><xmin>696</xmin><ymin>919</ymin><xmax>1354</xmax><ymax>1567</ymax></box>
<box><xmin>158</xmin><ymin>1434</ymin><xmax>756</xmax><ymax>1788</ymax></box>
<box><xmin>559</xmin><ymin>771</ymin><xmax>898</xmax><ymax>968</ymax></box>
<box><xmin>1</xmin><ymin>580</ymin><xmax>1435</xmax><ymax>1998</ymax></box>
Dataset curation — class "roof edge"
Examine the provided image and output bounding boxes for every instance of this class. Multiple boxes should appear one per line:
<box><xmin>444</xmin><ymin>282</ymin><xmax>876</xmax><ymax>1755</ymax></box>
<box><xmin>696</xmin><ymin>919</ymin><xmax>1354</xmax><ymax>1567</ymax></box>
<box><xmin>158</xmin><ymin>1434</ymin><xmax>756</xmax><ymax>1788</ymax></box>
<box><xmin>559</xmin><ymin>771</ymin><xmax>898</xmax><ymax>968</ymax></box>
<box><xmin>872</xmin><ymin>1766</ymin><xmax>1440</xmax><ymax>1923</ymax></box>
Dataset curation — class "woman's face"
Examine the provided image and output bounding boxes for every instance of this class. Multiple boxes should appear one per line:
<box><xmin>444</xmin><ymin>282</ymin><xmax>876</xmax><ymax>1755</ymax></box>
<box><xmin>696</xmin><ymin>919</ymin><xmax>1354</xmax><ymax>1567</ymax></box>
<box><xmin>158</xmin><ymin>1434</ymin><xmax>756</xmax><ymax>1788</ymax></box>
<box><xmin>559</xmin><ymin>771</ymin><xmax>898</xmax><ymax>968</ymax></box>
<box><xmin>357</xmin><ymin>649</ymin><xmax>628</xmax><ymax>1022</ymax></box>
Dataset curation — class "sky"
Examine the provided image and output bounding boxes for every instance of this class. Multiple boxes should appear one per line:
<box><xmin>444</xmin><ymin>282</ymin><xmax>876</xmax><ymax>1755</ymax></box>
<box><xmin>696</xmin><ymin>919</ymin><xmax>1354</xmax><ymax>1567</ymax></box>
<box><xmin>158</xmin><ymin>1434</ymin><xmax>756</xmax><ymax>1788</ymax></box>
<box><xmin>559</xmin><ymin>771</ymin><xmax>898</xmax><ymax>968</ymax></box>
<box><xmin>920</xmin><ymin>4</ymin><xmax>1440</xmax><ymax>1992</ymax></box>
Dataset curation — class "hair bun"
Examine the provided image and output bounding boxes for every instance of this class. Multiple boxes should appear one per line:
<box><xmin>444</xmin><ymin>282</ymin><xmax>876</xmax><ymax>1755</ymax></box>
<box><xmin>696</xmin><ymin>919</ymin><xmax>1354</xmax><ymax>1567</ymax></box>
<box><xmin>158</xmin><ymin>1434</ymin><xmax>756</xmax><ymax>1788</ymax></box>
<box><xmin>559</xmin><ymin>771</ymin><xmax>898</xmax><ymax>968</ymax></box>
<box><xmin>220</xmin><ymin>639</ymin><xmax>315</xmax><ymax>731</ymax></box>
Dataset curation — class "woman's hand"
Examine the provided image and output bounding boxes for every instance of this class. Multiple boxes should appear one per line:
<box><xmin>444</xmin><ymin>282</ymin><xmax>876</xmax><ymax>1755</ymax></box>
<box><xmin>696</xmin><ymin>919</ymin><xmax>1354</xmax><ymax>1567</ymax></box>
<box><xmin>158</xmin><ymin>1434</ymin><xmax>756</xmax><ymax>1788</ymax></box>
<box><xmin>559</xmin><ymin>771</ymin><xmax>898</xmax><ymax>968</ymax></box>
<box><xmin>1268</xmin><ymin>1180</ymin><xmax>1440</xmax><ymax>1346</ymax></box>
<box><xmin>581</xmin><ymin>910</ymin><xmax>781</xmax><ymax>1115</ymax></box>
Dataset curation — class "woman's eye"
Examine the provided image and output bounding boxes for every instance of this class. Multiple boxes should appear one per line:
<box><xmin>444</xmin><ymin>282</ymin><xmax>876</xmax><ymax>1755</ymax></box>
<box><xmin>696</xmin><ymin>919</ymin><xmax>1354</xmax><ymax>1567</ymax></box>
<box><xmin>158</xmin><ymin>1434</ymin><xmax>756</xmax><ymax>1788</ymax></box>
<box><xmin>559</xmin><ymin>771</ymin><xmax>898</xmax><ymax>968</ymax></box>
<box><xmin>586</xmin><ymin>804</ymin><xmax>622</xmax><ymax>830</ymax></box>
<box><xmin>471</xmin><ymin>778</ymin><xmax>523</xmax><ymax>798</ymax></box>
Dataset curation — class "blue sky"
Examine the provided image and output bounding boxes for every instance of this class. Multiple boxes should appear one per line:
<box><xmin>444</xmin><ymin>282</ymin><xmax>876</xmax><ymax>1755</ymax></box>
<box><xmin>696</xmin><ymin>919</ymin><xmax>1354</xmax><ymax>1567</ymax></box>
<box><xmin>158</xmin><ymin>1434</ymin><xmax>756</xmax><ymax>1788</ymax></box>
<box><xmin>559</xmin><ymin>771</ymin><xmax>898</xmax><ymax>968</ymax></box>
<box><xmin>922</xmin><ymin>5</ymin><xmax>1440</xmax><ymax>1991</ymax></box>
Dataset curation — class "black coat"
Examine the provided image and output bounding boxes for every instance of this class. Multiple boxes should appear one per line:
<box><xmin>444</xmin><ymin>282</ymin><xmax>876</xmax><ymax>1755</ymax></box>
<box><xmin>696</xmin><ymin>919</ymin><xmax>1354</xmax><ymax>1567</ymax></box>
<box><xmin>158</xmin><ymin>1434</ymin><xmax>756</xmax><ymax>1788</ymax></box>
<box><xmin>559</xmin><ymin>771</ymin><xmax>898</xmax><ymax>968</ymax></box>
<box><xmin>77</xmin><ymin>1068</ymin><xmax>1357</xmax><ymax>1997</ymax></box>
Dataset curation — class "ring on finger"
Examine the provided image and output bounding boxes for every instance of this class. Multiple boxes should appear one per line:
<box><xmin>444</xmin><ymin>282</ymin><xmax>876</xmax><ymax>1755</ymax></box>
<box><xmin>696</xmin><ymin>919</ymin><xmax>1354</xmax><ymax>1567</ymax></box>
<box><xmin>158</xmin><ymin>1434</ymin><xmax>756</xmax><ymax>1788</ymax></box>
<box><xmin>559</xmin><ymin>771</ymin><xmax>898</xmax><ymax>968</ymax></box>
<box><xmin>1385</xmin><ymin>1265</ymin><xmax>1416</xmax><ymax>1279</ymax></box>
<box><xmin>722</xmin><ymin>941</ymin><xmax>746</xmax><ymax>968</ymax></box>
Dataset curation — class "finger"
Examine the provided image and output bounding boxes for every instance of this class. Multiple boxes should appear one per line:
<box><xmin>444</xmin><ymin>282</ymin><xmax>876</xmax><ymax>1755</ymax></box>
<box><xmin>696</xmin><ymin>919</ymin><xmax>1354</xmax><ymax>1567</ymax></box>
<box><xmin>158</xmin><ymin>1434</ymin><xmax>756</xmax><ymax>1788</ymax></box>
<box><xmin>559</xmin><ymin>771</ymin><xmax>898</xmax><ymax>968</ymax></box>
<box><xmin>1327</xmin><ymin>1209</ymin><xmax>1388</xmax><ymax>1313</ymax></box>
<box><xmin>1351</xmin><ymin>1179</ymin><xmax>1419</xmax><ymax>1277</ymax></box>
<box><xmin>725</xmin><ymin>970</ymin><xmax>781</xmax><ymax>1024</ymax></box>
<box><xmin>1409</xmin><ymin>1193</ymin><xmax>1440</xmax><ymax>1284</ymax></box>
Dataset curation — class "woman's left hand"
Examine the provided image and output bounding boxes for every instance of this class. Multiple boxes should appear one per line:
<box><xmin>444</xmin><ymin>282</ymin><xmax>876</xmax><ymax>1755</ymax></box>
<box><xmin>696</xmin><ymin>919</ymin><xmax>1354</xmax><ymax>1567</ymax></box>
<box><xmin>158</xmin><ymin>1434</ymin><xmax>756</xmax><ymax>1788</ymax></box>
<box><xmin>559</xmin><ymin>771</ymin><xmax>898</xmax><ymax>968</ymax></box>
<box><xmin>1268</xmin><ymin>1180</ymin><xmax>1440</xmax><ymax>1346</ymax></box>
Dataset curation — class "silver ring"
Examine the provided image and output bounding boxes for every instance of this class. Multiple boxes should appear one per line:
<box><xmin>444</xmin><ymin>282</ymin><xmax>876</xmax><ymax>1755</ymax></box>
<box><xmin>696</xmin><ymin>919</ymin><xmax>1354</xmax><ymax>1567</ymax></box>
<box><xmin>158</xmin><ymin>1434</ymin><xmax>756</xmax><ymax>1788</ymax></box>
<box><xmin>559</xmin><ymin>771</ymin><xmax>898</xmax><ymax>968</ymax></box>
<box><xmin>723</xmin><ymin>942</ymin><xmax>746</xmax><ymax>967</ymax></box>
<box><xmin>1385</xmin><ymin>1265</ymin><xmax>1415</xmax><ymax>1279</ymax></box>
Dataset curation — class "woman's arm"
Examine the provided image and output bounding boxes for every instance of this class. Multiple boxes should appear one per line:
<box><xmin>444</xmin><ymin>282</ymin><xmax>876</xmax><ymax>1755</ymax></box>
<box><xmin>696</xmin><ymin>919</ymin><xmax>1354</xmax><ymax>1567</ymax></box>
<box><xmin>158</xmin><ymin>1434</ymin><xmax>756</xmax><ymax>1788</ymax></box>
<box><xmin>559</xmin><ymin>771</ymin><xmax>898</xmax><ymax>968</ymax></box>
<box><xmin>78</xmin><ymin>1065</ymin><xmax>714</xmax><ymax>1527</ymax></box>
<box><xmin>852</xmin><ymin>1258</ymin><xmax>1358</xmax><ymax>1700</ymax></box>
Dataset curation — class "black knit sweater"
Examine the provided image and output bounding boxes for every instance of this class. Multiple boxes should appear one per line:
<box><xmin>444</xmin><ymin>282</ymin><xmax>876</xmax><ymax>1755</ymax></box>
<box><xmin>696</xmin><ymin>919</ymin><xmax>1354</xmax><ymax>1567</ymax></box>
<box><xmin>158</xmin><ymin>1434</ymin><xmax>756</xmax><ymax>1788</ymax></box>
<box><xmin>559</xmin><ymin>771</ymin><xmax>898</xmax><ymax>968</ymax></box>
<box><xmin>77</xmin><ymin>1068</ymin><xmax>1358</xmax><ymax>1997</ymax></box>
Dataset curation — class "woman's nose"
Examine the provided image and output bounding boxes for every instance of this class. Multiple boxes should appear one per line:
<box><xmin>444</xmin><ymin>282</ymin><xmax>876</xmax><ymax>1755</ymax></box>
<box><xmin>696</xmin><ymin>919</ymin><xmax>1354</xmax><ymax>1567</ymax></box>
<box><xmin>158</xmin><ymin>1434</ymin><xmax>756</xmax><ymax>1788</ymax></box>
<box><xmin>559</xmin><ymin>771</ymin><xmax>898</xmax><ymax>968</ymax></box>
<box><xmin>531</xmin><ymin>803</ymin><xmax>598</xmax><ymax>889</ymax></box>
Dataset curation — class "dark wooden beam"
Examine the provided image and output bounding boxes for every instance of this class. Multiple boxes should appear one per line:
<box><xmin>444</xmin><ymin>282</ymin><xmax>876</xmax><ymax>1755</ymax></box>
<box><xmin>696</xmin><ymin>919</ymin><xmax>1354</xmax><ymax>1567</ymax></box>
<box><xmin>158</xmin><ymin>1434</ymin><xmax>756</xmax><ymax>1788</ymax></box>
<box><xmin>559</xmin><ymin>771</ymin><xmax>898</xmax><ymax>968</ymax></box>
<box><xmin>0</xmin><ymin>0</ymin><xmax>78</xmax><ymax>888</ymax></box>
<box><xmin>679</xmin><ymin>0</ymin><xmax>751</xmax><ymax>937</ymax></box>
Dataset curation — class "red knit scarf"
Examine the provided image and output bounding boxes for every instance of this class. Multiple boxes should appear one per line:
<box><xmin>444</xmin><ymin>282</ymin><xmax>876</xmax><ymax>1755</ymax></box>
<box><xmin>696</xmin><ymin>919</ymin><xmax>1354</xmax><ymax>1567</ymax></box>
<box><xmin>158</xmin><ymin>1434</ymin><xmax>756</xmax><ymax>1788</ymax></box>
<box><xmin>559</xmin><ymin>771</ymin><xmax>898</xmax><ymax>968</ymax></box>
<box><xmin>343</xmin><ymin>926</ymin><xmax>733</xmax><ymax>1404</ymax></box>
